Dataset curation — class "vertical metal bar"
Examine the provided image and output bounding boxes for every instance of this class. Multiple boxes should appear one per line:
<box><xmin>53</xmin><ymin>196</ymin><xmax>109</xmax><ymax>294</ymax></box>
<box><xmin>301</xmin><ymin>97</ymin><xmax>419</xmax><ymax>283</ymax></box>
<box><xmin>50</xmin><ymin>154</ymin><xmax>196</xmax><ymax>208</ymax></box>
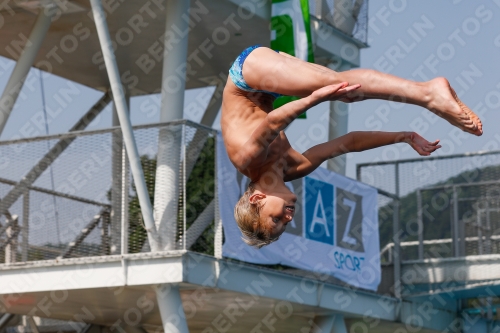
<box><xmin>0</xmin><ymin>7</ymin><xmax>54</xmax><ymax>135</ymax></box>
<box><xmin>392</xmin><ymin>199</ymin><xmax>401</xmax><ymax>299</ymax></box>
<box><xmin>393</xmin><ymin>163</ymin><xmax>401</xmax><ymax>298</ymax></box>
<box><xmin>388</xmin><ymin>244</ymin><xmax>392</xmax><ymax>264</ymax></box>
<box><xmin>154</xmin><ymin>0</ymin><xmax>191</xmax><ymax>252</ymax></box>
<box><xmin>111</xmin><ymin>109</ymin><xmax>123</xmax><ymax>254</ymax></box>
<box><xmin>5</xmin><ymin>216</ymin><xmax>18</xmax><ymax>264</ymax></box>
<box><xmin>485</xmin><ymin>201</ymin><xmax>491</xmax><ymax>255</ymax></box>
<box><xmin>90</xmin><ymin>0</ymin><xmax>159</xmax><ymax>251</ymax></box>
<box><xmin>214</xmin><ymin>133</ymin><xmax>223</xmax><ymax>259</ymax></box>
<box><xmin>121</xmin><ymin>142</ymin><xmax>129</xmax><ymax>255</ymax></box>
<box><xmin>477</xmin><ymin>209</ymin><xmax>483</xmax><ymax>255</ymax></box>
<box><xmin>417</xmin><ymin>189</ymin><xmax>424</xmax><ymax>260</ymax></box>
<box><xmin>327</xmin><ymin>62</ymin><xmax>351</xmax><ymax>175</ymax></box>
<box><xmin>452</xmin><ymin>186</ymin><xmax>460</xmax><ymax>257</ymax></box>
<box><xmin>22</xmin><ymin>191</ymin><xmax>29</xmax><ymax>262</ymax></box>
<box><xmin>459</xmin><ymin>189</ymin><xmax>466</xmax><ymax>257</ymax></box>
<box><xmin>356</xmin><ymin>164</ymin><xmax>362</xmax><ymax>181</ymax></box>
<box><xmin>101</xmin><ymin>212</ymin><xmax>110</xmax><ymax>255</ymax></box>
<box><xmin>182</xmin><ymin>124</ymin><xmax>187</xmax><ymax>251</ymax></box>
<box><xmin>113</xmin><ymin>94</ymin><xmax>129</xmax><ymax>256</ymax></box>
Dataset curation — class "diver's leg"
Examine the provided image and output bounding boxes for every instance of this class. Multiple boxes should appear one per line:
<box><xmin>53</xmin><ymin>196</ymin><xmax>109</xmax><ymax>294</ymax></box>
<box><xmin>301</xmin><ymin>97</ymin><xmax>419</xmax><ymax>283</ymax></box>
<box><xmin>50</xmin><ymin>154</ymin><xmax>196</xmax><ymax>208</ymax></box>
<box><xmin>243</xmin><ymin>47</ymin><xmax>482</xmax><ymax>135</ymax></box>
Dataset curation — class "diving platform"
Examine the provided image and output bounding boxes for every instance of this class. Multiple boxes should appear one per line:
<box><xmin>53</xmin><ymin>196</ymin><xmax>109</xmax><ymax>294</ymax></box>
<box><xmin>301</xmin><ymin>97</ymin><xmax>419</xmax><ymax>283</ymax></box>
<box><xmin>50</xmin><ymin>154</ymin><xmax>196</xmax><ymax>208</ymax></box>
<box><xmin>0</xmin><ymin>251</ymin><xmax>458</xmax><ymax>333</ymax></box>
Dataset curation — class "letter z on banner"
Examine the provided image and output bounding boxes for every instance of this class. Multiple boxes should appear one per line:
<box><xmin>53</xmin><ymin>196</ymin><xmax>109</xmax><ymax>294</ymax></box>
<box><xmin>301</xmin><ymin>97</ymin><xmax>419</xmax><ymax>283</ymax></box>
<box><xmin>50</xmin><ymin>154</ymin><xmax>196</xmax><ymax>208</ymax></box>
<box><xmin>217</xmin><ymin>133</ymin><xmax>381</xmax><ymax>291</ymax></box>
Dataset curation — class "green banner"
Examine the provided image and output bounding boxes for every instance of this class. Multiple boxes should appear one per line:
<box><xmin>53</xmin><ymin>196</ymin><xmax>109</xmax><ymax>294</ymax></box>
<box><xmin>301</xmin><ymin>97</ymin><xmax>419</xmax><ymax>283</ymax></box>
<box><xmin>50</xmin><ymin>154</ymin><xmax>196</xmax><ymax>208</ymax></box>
<box><xmin>271</xmin><ymin>0</ymin><xmax>314</xmax><ymax>117</ymax></box>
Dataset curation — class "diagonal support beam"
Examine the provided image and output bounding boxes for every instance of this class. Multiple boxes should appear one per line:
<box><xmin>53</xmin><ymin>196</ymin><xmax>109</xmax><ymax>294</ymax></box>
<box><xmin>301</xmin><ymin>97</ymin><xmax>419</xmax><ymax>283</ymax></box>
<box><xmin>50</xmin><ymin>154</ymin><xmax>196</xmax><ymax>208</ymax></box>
<box><xmin>90</xmin><ymin>0</ymin><xmax>160</xmax><ymax>251</ymax></box>
<box><xmin>0</xmin><ymin>313</ymin><xmax>15</xmax><ymax>331</ymax></box>
<box><xmin>0</xmin><ymin>7</ymin><xmax>54</xmax><ymax>135</ymax></box>
<box><xmin>0</xmin><ymin>92</ymin><xmax>112</xmax><ymax>216</ymax></box>
<box><xmin>58</xmin><ymin>209</ymin><xmax>108</xmax><ymax>259</ymax></box>
<box><xmin>178</xmin><ymin>200</ymin><xmax>215</xmax><ymax>250</ymax></box>
<box><xmin>185</xmin><ymin>82</ymin><xmax>224</xmax><ymax>178</ymax></box>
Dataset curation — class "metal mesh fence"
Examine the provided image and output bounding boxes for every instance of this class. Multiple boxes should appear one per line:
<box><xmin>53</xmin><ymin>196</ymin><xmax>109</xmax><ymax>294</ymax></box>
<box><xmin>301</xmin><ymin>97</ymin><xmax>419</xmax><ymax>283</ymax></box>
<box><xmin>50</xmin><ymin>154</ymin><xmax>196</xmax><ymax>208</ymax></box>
<box><xmin>358</xmin><ymin>151</ymin><xmax>500</xmax><ymax>262</ymax></box>
<box><xmin>0</xmin><ymin>121</ymin><xmax>217</xmax><ymax>265</ymax></box>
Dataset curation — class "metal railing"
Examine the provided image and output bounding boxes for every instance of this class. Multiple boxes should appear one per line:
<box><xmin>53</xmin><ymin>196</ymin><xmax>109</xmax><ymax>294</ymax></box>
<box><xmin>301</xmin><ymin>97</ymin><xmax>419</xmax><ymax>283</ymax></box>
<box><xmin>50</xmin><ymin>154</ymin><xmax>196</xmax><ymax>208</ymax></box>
<box><xmin>309</xmin><ymin>0</ymin><xmax>368</xmax><ymax>45</ymax></box>
<box><xmin>357</xmin><ymin>150</ymin><xmax>500</xmax><ymax>297</ymax></box>
<box><xmin>357</xmin><ymin>150</ymin><xmax>500</xmax><ymax>260</ymax></box>
<box><xmin>0</xmin><ymin>120</ymin><xmax>220</xmax><ymax>264</ymax></box>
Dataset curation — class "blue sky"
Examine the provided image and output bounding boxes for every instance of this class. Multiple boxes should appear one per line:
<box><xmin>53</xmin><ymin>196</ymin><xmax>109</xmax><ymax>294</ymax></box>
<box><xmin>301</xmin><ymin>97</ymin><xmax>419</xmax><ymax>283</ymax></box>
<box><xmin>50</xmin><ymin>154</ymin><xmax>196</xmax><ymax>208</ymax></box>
<box><xmin>1</xmin><ymin>0</ymin><xmax>500</xmax><ymax>180</ymax></box>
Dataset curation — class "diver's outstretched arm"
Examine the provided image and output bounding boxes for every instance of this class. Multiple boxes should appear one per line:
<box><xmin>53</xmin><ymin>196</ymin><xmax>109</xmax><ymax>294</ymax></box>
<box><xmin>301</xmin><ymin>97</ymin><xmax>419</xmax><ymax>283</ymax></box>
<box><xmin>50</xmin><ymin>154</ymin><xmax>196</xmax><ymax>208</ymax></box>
<box><xmin>285</xmin><ymin>131</ymin><xmax>441</xmax><ymax>180</ymax></box>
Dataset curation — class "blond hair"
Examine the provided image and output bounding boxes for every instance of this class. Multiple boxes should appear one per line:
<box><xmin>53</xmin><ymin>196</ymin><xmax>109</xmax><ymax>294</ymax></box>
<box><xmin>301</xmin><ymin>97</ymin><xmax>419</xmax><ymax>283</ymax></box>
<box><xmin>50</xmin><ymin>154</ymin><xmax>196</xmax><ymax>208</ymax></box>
<box><xmin>234</xmin><ymin>183</ymin><xmax>280</xmax><ymax>248</ymax></box>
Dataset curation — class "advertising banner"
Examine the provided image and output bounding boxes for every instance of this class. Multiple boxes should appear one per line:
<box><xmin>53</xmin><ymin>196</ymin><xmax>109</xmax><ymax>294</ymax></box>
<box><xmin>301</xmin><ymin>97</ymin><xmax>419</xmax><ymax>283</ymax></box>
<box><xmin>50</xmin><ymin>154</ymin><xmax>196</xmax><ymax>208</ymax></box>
<box><xmin>271</xmin><ymin>0</ymin><xmax>314</xmax><ymax>113</ymax></box>
<box><xmin>217</xmin><ymin>134</ymin><xmax>381</xmax><ymax>291</ymax></box>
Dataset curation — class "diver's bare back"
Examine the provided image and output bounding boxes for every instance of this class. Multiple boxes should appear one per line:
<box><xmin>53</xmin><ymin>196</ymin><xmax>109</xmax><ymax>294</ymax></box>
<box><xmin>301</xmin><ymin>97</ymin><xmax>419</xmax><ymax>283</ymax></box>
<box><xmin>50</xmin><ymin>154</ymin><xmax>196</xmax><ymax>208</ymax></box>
<box><xmin>221</xmin><ymin>79</ymin><xmax>297</xmax><ymax>180</ymax></box>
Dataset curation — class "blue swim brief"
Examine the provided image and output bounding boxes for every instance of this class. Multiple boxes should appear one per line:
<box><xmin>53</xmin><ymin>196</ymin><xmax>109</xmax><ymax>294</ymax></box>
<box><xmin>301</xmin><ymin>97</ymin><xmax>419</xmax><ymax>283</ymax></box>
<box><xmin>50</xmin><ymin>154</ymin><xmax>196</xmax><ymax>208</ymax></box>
<box><xmin>229</xmin><ymin>45</ymin><xmax>282</xmax><ymax>98</ymax></box>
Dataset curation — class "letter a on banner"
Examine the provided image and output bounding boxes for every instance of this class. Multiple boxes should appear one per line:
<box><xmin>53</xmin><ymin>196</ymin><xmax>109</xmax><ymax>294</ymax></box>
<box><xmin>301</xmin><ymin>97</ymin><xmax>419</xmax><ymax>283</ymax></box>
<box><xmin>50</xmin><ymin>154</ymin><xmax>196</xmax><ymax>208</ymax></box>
<box><xmin>271</xmin><ymin>0</ymin><xmax>314</xmax><ymax>115</ymax></box>
<box><xmin>310</xmin><ymin>191</ymin><xmax>329</xmax><ymax>237</ymax></box>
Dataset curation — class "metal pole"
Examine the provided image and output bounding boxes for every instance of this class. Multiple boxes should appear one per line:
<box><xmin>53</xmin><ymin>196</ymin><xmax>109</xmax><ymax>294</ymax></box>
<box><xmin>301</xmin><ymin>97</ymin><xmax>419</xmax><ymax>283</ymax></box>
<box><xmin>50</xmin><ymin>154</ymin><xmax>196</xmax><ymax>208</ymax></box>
<box><xmin>22</xmin><ymin>191</ymin><xmax>29</xmax><ymax>262</ymax></box>
<box><xmin>452</xmin><ymin>186</ymin><xmax>459</xmax><ymax>257</ymax></box>
<box><xmin>111</xmin><ymin>94</ymin><xmax>129</xmax><ymax>255</ymax></box>
<box><xmin>90</xmin><ymin>0</ymin><xmax>159</xmax><ymax>251</ymax></box>
<box><xmin>393</xmin><ymin>163</ymin><xmax>401</xmax><ymax>299</ymax></box>
<box><xmin>327</xmin><ymin>62</ymin><xmax>351</xmax><ymax>175</ymax></box>
<box><xmin>5</xmin><ymin>216</ymin><xmax>18</xmax><ymax>263</ymax></box>
<box><xmin>477</xmin><ymin>209</ymin><xmax>483</xmax><ymax>255</ymax></box>
<box><xmin>154</xmin><ymin>0</ymin><xmax>191</xmax><ymax>251</ymax></box>
<box><xmin>214</xmin><ymin>134</ymin><xmax>222</xmax><ymax>259</ymax></box>
<box><xmin>155</xmin><ymin>285</ymin><xmax>189</xmax><ymax>333</ymax></box>
<box><xmin>120</xmin><ymin>142</ymin><xmax>129</xmax><ymax>256</ymax></box>
<box><xmin>154</xmin><ymin>1</ymin><xmax>191</xmax><ymax>331</ymax></box>
<box><xmin>0</xmin><ymin>7</ymin><xmax>54</xmax><ymax>135</ymax></box>
<box><xmin>356</xmin><ymin>164</ymin><xmax>362</xmax><ymax>182</ymax></box>
<box><xmin>0</xmin><ymin>313</ymin><xmax>14</xmax><ymax>331</ymax></box>
<box><xmin>417</xmin><ymin>189</ymin><xmax>424</xmax><ymax>260</ymax></box>
<box><xmin>101</xmin><ymin>212</ymin><xmax>110</xmax><ymax>255</ymax></box>
<box><xmin>182</xmin><ymin>124</ymin><xmax>186</xmax><ymax>251</ymax></box>
<box><xmin>485</xmin><ymin>201</ymin><xmax>491</xmax><ymax>254</ymax></box>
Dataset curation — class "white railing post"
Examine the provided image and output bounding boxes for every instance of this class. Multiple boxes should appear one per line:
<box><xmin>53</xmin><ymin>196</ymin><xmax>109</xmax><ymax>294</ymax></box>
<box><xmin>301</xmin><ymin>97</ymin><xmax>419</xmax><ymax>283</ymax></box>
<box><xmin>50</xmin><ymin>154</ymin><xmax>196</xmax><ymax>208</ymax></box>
<box><xmin>182</xmin><ymin>123</ymin><xmax>187</xmax><ymax>251</ymax></box>
<box><xmin>214</xmin><ymin>133</ymin><xmax>222</xmax><ymax>259</ymax></box>
<box><xmin>393</xmin><ymin>163</ymin><xmax>401</xmax><ymax>299</ymax></box>
<box><xmin>417</xmin><ymin>189</ymin><xmax>424</xmax><ymax>260</ymax></box>
<box><xmin>5</xmin><ymin>216</ymin><xmax>19</xmax><ymax>264</ymax></box>
<box><xmin>22</xmin><ymin>191</ymin><xmax>29</xmax><ymax>262</ymax></box>
<box><xmin>120</xmin><ymin>143</ymin><xmax>129</xmax><ymax>256</ymax></box>
<box><xmin>452</xmin><ymin>186</ymin><xmax>460</xmax><ymax>257</ymax></box>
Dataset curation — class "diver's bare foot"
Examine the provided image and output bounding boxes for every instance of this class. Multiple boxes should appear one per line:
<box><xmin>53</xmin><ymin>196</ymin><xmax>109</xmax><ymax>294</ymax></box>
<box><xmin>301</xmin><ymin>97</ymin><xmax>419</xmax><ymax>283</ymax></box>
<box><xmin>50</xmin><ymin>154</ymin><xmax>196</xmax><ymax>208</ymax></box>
<box><xmin>426</xmin><ymin>77</ymin><xmax>483</xmax><ymax>136</ymax></box>
<box><xmin>450</xmin><ymin>87</ymin><xmax>483</xmax><ymax>135</ymax></box>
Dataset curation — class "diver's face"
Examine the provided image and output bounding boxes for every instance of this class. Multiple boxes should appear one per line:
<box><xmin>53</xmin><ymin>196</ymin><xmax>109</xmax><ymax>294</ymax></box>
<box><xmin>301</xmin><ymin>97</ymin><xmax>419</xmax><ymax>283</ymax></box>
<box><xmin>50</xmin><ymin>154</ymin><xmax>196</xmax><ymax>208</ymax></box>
<box><xmin>250</xmin><ymin>189</ymin><xmax>297</xmax><ymax>239</ymax></box>
<box><xmin>260</xmin><ymin>195</ymin><xmax>296</xmax><ymax>238</ymax></box>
